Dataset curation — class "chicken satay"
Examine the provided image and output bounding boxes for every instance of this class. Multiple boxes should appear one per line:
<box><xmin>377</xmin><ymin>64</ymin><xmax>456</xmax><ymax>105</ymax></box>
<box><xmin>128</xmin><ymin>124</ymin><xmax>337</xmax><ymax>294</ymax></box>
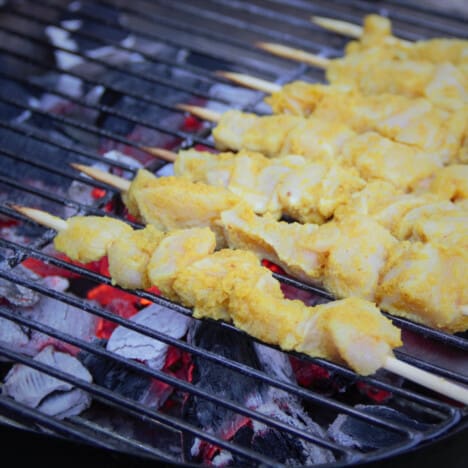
<box><xmin>221</xmin><ymin>204</ymin><xmax>397</xmax><ymax>302</ymax></box>
<box><xmin>377</xmin><ymin>241</ymin><xmax>468</xmax><ymax>333</ymax></box>
<box><xmin>54</xmin><ymin>215</ymin><xmax>134</xmax><ymax>264</ymax></box>
<box><xmin>211</xmin><ymin>110</ymin><xmax>443</xmax><ymax>190</ymax></box>
<box><xmin>123</xmin><ymin>169</ymin><xmax>242</xmax><ymax>247</ymax></box>
<box><xmin>107</xmin><ymin>225</ymin><xmax>165</xmax><ymax>289</ymax></box>
<box><xmin>172</xmin><ymin>248</ymin><xmax>402</xmax><ymax>376</ymax></box>
<box><xmin>147</xmin><ymin>227</ymin><xmax>216</xmax><ymax>301</ymax></box>
<box><xmin>428</xmin><ymin>164</ymin><xmax>468</xmax><ymax>201</ymax></box>
<box><xmin>325</xmin><ymin>49</ymin><xmax>468</xmax><ymax>113</ymax></box>
<box><xmin>265</xmin><ymin>82</ymin><xmax>467</xmax><ymax>164</ymax></box>
<box><xmin>176</xmin><ymin>149</ymin><xmax>366</xmax><ymax>224</ymax></box>
<box><xmin>333</xmin><ymin>181</ymin><xmax>468</xmax><ymax>248</ymax></box>
<box><xmin>343</xmin><ymin>14</ymin><xmax>468</xmax><ymax>67</ymax></box>
<box><xmin>14</xmin><ymin>210</ymin><xmax>468</xmax><ymax>403</ymax></box>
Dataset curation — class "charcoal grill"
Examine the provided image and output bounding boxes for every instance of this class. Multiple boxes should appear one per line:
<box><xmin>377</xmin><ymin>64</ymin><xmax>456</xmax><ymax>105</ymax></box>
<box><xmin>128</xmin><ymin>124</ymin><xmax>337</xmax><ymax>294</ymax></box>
<box><xmin>0</xmin><ymin>0</ymin><xmax>467</xmax><ymax>466</ymax></box>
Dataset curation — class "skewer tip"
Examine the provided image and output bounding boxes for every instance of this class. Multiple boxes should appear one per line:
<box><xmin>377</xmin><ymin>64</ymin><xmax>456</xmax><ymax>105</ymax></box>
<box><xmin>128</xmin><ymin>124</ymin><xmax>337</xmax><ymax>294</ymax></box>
<box><xmin>71</xmin><ymin>163</ymin><xmax>131</xmax><ymax>192</ymax></box>
<box><xmin>311</xmin><ymin>15</ymin><xmax>363</xmax><ymax>38</ymax></box>
<box><xmin>9</xmin><ymin>204</ymin><xmax>68</xmax><ymax>232</ymax></box>
<box><xmin>214</xmin><ymin>70</ymin><xmax>281</xmax><ymax>94</ymax></box>
<box><xmin>176</xmin><ymin>103</ymin><xmax>221</xmax><ymax>123</ymax></box>
<box><xmin>254</xmin><ymin>41</ymin><xmax>330</xmax><ymax>68</ymax></box>
<box><xmin>141</xmin><ymin>147</ymin><xmax>178</xmax><ymax>162</ymax></box>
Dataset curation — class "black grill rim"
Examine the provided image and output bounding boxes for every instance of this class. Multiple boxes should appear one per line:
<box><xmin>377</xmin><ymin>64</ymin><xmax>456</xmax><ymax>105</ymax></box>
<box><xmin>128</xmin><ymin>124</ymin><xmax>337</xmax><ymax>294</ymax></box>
<box><xmin>0</xmin><ymin>0</ymin><xmax>467</xmax><ymax>466</ymax></box>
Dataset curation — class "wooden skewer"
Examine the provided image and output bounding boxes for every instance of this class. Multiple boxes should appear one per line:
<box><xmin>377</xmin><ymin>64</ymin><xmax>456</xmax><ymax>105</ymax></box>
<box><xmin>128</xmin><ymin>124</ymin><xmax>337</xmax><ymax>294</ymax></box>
<box><xmin>215</xmin><ymin>71</ymin><xmax>281</xmax><ymax>94</ymax></box>
<box><xmin>176</xmin><ymin>103</ymin><xmax>221</xmax><ymax>123</ymax></box>
<box><xmin>140</xmin><ymin>147</ymin><xmax>178</xmax><ymax>162</ymax></box>
<box><xmin>176</xmin><ymin>104</ymin><xmax>221</xmax><ymax>123</ymax></box>
<box><xmin>255</xmin><ymin>41</ymin><xmax>330</xmax><ymax>68</ymax></box>
<box><xmin>71</xmin><ymin>163</ymin><xmax>131</xmax><ymax>192</ymax></box>
<box><xmin>10</xmin><ymin>202</ymin><xmax>468</xmax><ymax>406</ymax></box>
<box><xmin>311</xmin><ymin>15</ymin><xmax>364</xmax><ymax>39</ymax></box>
<box><xmin>216</xmin><ymin>71</ymin><xmax>283</xmax><ymax>94</ymax></box>
<box><xmin>311</xmin><ymin>15</ymin><xmax>412</xmax><ymax>46</ymax></box>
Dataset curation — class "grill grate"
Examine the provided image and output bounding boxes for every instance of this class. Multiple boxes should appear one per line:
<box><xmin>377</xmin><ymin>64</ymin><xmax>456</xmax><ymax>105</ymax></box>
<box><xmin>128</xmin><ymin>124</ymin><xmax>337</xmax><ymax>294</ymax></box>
<box><xmin>0</xmin><ymin>0</ymin><xmax>467</xmax><ymax>466</ymax></box>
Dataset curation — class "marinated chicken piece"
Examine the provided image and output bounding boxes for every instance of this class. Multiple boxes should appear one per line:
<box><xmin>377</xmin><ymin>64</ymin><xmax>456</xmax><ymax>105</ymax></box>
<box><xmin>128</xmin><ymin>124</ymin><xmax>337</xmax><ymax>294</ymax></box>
<box><xmin>125</xmin><ymin>171</ymin><xmax>241</xmax><ymax>247</ymax></box>
<box><xmin>346</xmin><ymin>14</ymin><xmax>468</xmax><ymax>66</ymax></box>
<box><xmin>339</xmin><ymin>132</ymin><xmax>441</xmax><ymax>191</ymax></box>
<box><xmin>173</xmin><ymin>249</ymin><xmax>262</xmax><ymax>322</ymax></box>
<box><xmin>227</xmin><ymin>272</ymin><xmax>401</xmax><ymax>376</ymax></box>
<box><xmin>212</xmin><ymin>110</ymin><xmax>356</xmax><ymax>162</ymax></box>
<box><xmin>174</xmin><ymin>149</ymin><xmax>305</xmax><ymax>218</ymax></box>
<box><xmin>54</xmin><ymin>216</ymin><xmax>133</xmax><ymax>264</ymax></box>
<box><xmin>275</xmin><ymin>160</ymin><xmax>365</xmax><ymax>223</ymax></box>
<box><xmin>173</xmin><ymin>247</ymin><xmax>402</xmax><ymax>375</ymax></box>
<box><xmin>107</xmin><ymin>225</ymin><xmax>164</xmax><ymax>289</ymax></box>
<box><xmin>326</xmin><ymin>49</ymin><xmax>468</xmax><ymax>112</ymax></box>
<box><xmin>211</xmin><ymin>111</ymin><xmax>451</xmax><ymax>190</ymax></box>
<box><xmin>266</xmin><ymin>82</ymin><xmax>467</xmax><ymax>164</ymax></box>
<box><xmin>377</xmin><ymin>242</ymin><xmax>468</xmax><ymax>333</ymax></box>
<box><xmin>176</xmin><ymin>148</ymin><xmax>365</xmax><ymax>224</ymax></box>
<box><xmin>395</xmin><ymin>202</ymin><xmax>468</xmax><ymax>249</ymax></box>
<box><xmin>147</xmin><ymin>227</ymin><xmax>216</xmax><ymax>301</ymax></box>
<box><xmin>318</xmin><ymin>216</ymin><xmax>397</xmax><ymax>302</ymax></box>
<box><xmin>221</xmin><ymin>205</ymin><xmax>397</xmax><ymax>301</ymax></box>
<box><xmin>334</xmin><ymin>181</ymin><xmax>442</xmax><ymax>235</ymax></box>
<box><xmin>428</xmin><ymin>165</ymin><xmax>468</xmax><ymax>201</ymax></box>
<box><xmin>220</xmin><ymin>204</ymin><xmax>325</xmax><ymax>283</ymax></box>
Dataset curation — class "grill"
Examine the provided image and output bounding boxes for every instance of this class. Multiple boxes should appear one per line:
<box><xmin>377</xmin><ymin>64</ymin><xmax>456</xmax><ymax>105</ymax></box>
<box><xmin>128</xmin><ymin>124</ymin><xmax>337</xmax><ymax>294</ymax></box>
<box><xmin>0</xmin><ymin>0</ymin><xmax>467</xmax><ymax>466</ymax></box>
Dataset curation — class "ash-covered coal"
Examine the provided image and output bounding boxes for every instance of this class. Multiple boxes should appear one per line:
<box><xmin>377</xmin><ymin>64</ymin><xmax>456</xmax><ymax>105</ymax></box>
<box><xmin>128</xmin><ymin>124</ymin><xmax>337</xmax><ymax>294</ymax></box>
<box><xmin>328</xmin><ymin>404</ymin><xmax>430</xmax><ymax>450</ymax></box>
<box><xmin>2</xmin><ymin>344</ymin><xmax>92</xmax><ymax>419</ymax></box>
<box><xmin>183</xmin><ymin>321</ymin><xmax>335</xmax><ymax>466</ymax></box>
<box><xmin>0</xmin><ymin>268</ymin><xmax>98</xmax><ymax>357</ymax></box>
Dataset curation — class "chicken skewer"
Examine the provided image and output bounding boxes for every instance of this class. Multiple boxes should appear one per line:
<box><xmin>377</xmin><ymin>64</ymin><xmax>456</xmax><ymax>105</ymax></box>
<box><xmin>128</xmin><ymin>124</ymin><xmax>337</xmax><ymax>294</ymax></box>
<box><xmin>70</xmin><ymin>163</ymin><xmax>468</xmax><ymax>334</ymax></box>
<box><xmin>311</xmin><ymin>14</ymin><xmax>468</xmax><ymax>66</ymax></box>
<box><xmin>12</xmin><ymin>204</ymin><xmax>398</xmax><ymax>375</ymax></box>
<box><xmin>177</xmin><ymin>104</ymin><xmax>448</xmax><ymax>191</ymax></box>
<box><xmin>11</xmin><ymin>204</ymin><xmax>468</xmax><ymax>406</ymax></box>
<box><xmin>214</xmin><ymin>73</ymin><xmax>468</xmax><ymax>163</ymax></box>
<box><xmin>255</xmin><ymin>40</ymin><xmax>468</xmax><ymax>113</ymax></box>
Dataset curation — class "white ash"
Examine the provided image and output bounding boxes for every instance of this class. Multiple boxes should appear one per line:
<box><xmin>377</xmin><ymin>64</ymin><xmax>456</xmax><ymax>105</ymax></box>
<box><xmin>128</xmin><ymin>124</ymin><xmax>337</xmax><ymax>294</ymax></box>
<box><xmin>107</xmin><ymin>303</ymin><xmax>192</xmax><ymax>370</ymax></box>
<box><xmin>0</xmin><ymin>276</ymin><xmax>97</xmax><ymax>357</ymax></box>
<box><xmin>2</xmin><ymin>345</ymin><xmax>92</xmax><ymax>419</ymax></box>
<box><xmin>0</xmin><ymin>263</ymin><xmax>41</xmax><ymax>307</ymax></box>
<box><xmin>155</xmin><ymin>162</ymin><xmax>174</xmax><ymax>178</ymax></box>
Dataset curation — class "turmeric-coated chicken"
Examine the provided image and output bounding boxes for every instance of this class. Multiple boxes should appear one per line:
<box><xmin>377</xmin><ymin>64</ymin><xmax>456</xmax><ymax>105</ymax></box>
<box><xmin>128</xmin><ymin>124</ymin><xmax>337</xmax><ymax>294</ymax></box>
<box><xmin>123</xmin><ymin>169</ymin><xmax>242</xmax><ymax>247</ymax></box>
<box><xmin>147</xmin><ymin>227</ymin><xmax>216</xmax><ymax>301</ymax></box>
<box><xmin>334</xmin><ymin>181</ymin><xmax>468</xmax><ymax>249</ymax></box>
<box><xmin>377</xmin><ymin>241</ymin><xmax>468</xmax><ymax>332</ymax></box>
<box><xmin>212</xmin><ymin>110</ymin><xmax>444</xmax><ymax>190</ymax></box>
<box><xmin>172</xmin><ymin>248</ymin><xmax>402</xmax><ymax>375</ymax></box>
<box><xmin>175</xmin><ymin>149</ymin><xmax>365</xmax><ymax>223</ymax></box>
<box><xmin>54</xmin><ymin>215</ymin><xmax>133</xmax><ymax>264</ymax></box>
<box><xmin>326</xmin><ymin>49</ymin><xmax>468</xmax><ymax>112</ymax></box>
<box><xmin>48</xmin><ymin>212</ymin><xmax>403</xmax><ymax>376</ymax></box>
<box><xmin>221</xmin><ymin>204</ymin><xmax>397</xmax><ymax>302</ymax></box>
<box><xmin>266</xmin><ymin>82</ymin><xmax>467</xmax><ymax>164</ymax></box>
<box><xmin>345</xmin><ymin>14</ymin><xmax>468</xmax><ymax>67</ymax></box>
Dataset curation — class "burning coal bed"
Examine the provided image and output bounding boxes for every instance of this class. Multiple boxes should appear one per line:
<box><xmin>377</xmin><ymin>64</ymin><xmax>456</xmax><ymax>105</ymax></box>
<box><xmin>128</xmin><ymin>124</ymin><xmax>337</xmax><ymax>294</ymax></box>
<box><xmin>0</xmin><ymin>1</ymin><xmax>460</xmax><ymax>466</ymax></box>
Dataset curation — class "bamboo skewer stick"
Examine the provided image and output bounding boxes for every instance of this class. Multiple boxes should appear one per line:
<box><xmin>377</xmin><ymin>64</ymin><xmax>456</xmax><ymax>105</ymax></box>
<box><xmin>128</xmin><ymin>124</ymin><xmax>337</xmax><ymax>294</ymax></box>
<box><xmin>215</xmin><ymin>71</ymin><xmax>281</xmax><ymax>94</ymax></box>
<box><xmin>140</xmin><ymin>147</ymin><xmax>178</xmax><ymax>162</ymax></box>
<box><xmin>176</xmin><ymin>104</ymin><xmax>221</xmax><ymax>123</ymax></box>
<box><xmin>8</xmin><ymin>205</ymin><xmax>468</xmax><ymax>406</ymax></box>
<box><xmin>176</xmin><ymin>103</ymin><xmax>221</xmax><ymax>123</ymax></box>
<box><xmin>311</xmin><ymin>15</ymin><xmax>412</xmax><ymax>46</ymax></box>
<box><xmin>255</xmin><ymin>41</ymin><xmax>330</xmax><ymax>68</ymax></box>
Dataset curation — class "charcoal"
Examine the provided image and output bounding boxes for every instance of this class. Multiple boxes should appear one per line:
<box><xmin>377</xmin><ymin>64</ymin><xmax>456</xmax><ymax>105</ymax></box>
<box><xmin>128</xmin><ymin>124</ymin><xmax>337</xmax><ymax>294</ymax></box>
<box><xmin>2</xmin><ymin>345</ymin><xmax>92</xmax><ymax>418</ymax></box>
<box><xmin>328</xmin><ymin>404</ymin><xmax>430</xmax><ymax>450</ymax></box>
<box><xmin>107</xmin><ymin>303</ymin><xmax>191</xmax><ymax>370</ymax></box>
